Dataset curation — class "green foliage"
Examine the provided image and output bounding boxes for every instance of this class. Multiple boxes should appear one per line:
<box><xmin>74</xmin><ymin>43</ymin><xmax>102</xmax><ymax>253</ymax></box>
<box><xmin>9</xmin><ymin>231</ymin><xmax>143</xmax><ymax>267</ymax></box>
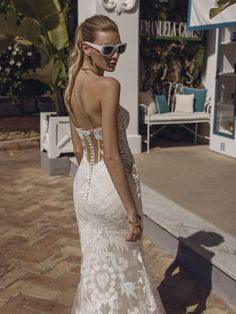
<box><xmin>140</xmin><ymin>40</ymin><xmax>206</xmax><ymax>90</ymax></box>
<box><xmin>140</xmin><ymin>0</ymin><xmax>207</xmax><ymax>91</ymax></box>
<box><xmin>140</xmin><ymin>0</ymin><xmax>188</xmax><ymax>21</ymax></box>
<box><xmin>0</xmin><ymin>0</ymin><xmax>77</xmax><ymax>114</ymax></box>
<box><xmin>0</xmin><ymin>42</ymin><xmax>49</xmax><ymax>104</ymax></box>
<box><xmin>0</xmin><ymin>44</ymin><xmax>24</xmax><ymax>104</ymax></box>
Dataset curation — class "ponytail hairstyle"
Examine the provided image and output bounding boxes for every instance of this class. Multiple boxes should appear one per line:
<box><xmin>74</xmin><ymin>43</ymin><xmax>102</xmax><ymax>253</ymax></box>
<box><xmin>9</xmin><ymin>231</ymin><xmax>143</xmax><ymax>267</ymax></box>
<box><xmin>64</xmin><ymin>15</ymin><xmax>119</xmax><ymax>125</ymax></box>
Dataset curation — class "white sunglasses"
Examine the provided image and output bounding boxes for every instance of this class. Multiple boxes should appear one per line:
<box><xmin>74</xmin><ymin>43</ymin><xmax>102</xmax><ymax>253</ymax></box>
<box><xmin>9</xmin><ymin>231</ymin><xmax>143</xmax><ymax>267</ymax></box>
<box><xmin>83</xmin><ymin>41</ymin><xmax>127</xmax><ymax>56</ymax></box>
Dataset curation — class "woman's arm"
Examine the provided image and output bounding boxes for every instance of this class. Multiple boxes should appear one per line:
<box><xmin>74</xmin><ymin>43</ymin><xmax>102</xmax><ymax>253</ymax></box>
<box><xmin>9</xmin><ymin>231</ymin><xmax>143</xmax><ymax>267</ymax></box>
<box><xmin>69</xmin><ymin>118</ymin><xmax>83</xmax><ymax>166</ymax></box>
<box><xmin>99</xmin><ymin>77</ymin><xmax>141</xmax><ymax>241</ymax></box>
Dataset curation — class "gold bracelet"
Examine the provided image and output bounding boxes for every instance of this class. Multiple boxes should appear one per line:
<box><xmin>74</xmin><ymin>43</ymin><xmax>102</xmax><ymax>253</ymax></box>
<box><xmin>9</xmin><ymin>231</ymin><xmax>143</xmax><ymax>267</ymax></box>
<box><xmin>126</xmin><ymin>214</ymin><xmax>142</xmax><ymax>227</ymax></box>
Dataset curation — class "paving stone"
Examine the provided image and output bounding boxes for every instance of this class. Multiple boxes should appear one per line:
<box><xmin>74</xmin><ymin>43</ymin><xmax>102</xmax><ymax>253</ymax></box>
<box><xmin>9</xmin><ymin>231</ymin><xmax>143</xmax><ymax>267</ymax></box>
<box><xmin>65</xmin><ymin>255</ymin><xmax>81</xmax><ymax>265</ymax></box>
<box><xmin>0</xmin><ymin>293</ymin><xmax>66</xmax><ymax>314</ymax></box>
<box><xmin>69</xmin><ymin>265</ymin><xmax>80</xmax><ymax>274</ymax></box>
<box><xmin>31</xmin><ymin>234</ymin><xmax>60</xmax><ymax>248</ymax></box>
<box><xmin>53</xmin><ymin>272</ymin><xmax>79</xmax><ymax>290</ymax></box>
<box><xmin>0</xmin><ymin>259</ymin><xmax>18</xmax><ymax>280</ymax></box>
<box><xmin>13</xmin><ymin>245</ymin><xmax>57</xmax><ymax>263</ymax></box>
<box><xmin>172</xmin><ymin>278</ymin><xmax>195</xmax><ymax>300</ymax></box>
<box><xmin>57</xmin><ymin>287</ymin><xmax>77</xmax><ymax>305</ymax></box>
<box><xmin>207</xmin><ymin>293</ymin><xmax>231</xmax><ymax>310</ymax></box>
<box><xmin>186</xmin><ymin>303</ymin><xmax>199</xmax><ymax>313</ymax></box>
<box><xmin>203</xmin><ymin>308</ymin><xmax>228</xmax><ymax>314</ymax></box>
<box><xmin>47</xmin><ymin>260</ymin><xmax>71</xmax><ymax>279</ymax></box>
<box><xmin>60</xmin><ymin>307</ymin><xmax>71</xmax><ymax>314</ymax></box>
<box><xmin>0</xmin><ymin>301</ymin><xmax>6</xmax><ymax>308</ymax></box>
<box><xmin>164</xmin><ymin>309</ymin><xmax>184</xmax><ymax>314</ymax></box>
<box><xmin>0</xmin><ymin>294</ymin><xmax>29</xmax><ymax>314</ymax></box>
<box><xmin>0</xmin><ymin>267</ymin><xmax>26</xmax><ymax>288</ymax></box>
<box><xmin>60</xmin><ymin>245</ymin><xmax>81</xmax><ymax>256</ymax></box>
<box><xmin>22</xmin><ymin>283</ymin><xmax>61</xmax><ymax>300</ymax></box>
<box><xmin>19</xmin><ymin>260</ymin><xmax>47</xmax><ymax>275</ymax></box>
<box><xmin>0</xmin><ymin>280</ymin><xmax>32</xmax><ymax>301</ymax></box>
<box><xmin>21</xmin><ymin>273</ymin><xmax>55</xmax><ymax>287</ymax></box>
<box><xmin>39</xmin><ymin>251</ymin><xmax>69</xmax><ymax>271</ymax></box>
<box><xmin>159</xmin><ymin>293</ymin><xmax>185</xmax><ymax>311</ymax></box>
<box><xmin>0</xmin><ymin>142</ymin><xmax>19</xmax><ymax>151</ymax></box>
<box><xmin>19</xmin><ymin>140</ymin><xmax>39</xmax><ymax>150</ymax></box>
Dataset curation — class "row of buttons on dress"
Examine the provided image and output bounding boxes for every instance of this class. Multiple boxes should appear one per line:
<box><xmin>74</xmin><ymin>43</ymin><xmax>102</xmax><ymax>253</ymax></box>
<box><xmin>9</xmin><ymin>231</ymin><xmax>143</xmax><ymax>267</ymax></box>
<box><xmin>85</xmin><ymin>135</ymin><xmax>95</xmax><ymax>200</ymax></box>
<box><xmin>77</xmin><ymin>127</ymin><xmax>103</xmax><ymax>201</ymax></box>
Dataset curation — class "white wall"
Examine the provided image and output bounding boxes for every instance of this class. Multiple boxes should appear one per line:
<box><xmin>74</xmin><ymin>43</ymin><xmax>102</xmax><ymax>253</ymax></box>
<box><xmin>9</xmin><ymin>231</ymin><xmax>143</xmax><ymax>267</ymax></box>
<box><xmin>78</xmin><ymin>0</ymin><xmax>96</xmax><ymax>22</ymax></box>
<box><xmin>78</xmin><ymin>0</ymin><xmax>141</xmax><ymax>153</ymax></box>
<box><xmin>200</xmin><ymin>29</ymin><xmax>218</xmax><ymax>140</ymax></box>
<box><xmin>202</xmin><ymin>30</ymin><xmax>218</xmax><ymax>109</ymax></box>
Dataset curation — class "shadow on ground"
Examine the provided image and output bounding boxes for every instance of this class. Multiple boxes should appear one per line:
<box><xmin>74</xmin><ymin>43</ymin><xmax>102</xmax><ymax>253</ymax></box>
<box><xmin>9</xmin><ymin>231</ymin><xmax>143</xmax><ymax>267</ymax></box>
<box><xmin>158</xmin><ymin>231</ymin><xmax>224</xmax><ymax>314</ymax></box>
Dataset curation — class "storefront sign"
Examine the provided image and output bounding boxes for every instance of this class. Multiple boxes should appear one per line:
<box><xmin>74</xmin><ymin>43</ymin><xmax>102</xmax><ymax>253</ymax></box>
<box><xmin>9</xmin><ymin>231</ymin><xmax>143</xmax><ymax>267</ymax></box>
<box><xmin>140</xmin><ymin>20</ymin><xmax>203</xmax><ymax>41</ymax></box>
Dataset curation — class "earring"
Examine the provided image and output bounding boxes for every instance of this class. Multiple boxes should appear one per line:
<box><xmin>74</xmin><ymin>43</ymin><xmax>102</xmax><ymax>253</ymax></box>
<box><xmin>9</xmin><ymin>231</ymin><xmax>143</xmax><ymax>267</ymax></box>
<box><xmin>88</xmin><ymin>56</ymin><xmax>93</xmax><ymax>66</ymax></box>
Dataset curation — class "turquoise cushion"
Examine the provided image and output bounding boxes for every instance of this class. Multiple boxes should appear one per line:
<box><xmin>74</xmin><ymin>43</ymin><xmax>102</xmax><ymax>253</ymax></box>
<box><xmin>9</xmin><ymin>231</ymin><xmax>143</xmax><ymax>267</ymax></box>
<box><xmin>183</xmin><ymin>87</ymin><xmax>207</xmax><ymax>112</ymax></box>
<box><xmin>155</xmin><ymin>95</ymin><xmax>169</xmax><ymax>113</ymax></box>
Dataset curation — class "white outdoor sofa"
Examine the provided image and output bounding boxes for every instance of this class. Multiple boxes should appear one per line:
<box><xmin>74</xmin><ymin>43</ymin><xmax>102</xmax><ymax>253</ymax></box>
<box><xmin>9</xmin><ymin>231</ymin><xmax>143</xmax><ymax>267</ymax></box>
<box><xmin>139</xmin><ymin>91</ymin><xmax>211</xmax><ymax>152</ymax></box>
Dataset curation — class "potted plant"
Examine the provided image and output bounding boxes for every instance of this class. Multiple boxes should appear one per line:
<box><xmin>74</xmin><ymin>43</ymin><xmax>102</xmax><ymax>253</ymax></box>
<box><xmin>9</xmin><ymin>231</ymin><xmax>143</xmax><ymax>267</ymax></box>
<box><xmin>0</xmin><ymin>0</ymin><xmax>74</xmax><ymax>158</ymax></box>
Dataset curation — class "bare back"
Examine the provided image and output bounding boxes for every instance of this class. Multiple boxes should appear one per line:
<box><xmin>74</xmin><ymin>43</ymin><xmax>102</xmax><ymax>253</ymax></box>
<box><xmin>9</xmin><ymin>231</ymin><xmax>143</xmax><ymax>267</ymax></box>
<box><xmin>69</xmin><ymin>71</ymin><xmax>121</xmax><ymax>167</ymax></box>
<box><xmin>70</xmin><ymin>72</ymin><xmax>103</xmax><ymax>130</ymax></box>
<box><xmin>69</xmin><ymin>72</ymin><xmax>106</xmax><ymax>164</ymax></box>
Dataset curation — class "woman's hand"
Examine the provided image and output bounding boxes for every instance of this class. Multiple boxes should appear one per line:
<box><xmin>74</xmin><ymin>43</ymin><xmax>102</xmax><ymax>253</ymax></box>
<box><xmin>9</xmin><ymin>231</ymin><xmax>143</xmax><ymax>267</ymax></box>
<box><xmin>126</xmin><ymin>213</ymin><xmax>142</xmax><ymax>242</ymax></box>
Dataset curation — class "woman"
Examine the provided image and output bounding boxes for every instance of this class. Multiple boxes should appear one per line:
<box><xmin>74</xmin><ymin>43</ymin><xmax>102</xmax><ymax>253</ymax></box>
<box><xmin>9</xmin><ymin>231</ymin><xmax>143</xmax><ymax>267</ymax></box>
<box><xmin>64</xmin><ymin>14</ymin><xmax>165</xmax><ymax>314</ymax></box>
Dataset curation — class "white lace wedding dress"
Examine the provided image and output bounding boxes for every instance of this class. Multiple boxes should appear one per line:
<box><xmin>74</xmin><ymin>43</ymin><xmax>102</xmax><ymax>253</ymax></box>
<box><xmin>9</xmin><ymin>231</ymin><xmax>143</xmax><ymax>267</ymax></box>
<box><xmin>72</xmin><ymin>105</ymin><xmax>165</xmax><ymax>314</ymax></box>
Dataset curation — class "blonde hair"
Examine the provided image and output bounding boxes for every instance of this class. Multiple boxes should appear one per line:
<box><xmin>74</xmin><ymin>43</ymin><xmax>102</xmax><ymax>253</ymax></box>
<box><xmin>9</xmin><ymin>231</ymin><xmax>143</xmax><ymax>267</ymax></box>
<box><xmin>64</xmin><ymin>15</ymin><xmax>119</xmax><ymax>123</ymax></box>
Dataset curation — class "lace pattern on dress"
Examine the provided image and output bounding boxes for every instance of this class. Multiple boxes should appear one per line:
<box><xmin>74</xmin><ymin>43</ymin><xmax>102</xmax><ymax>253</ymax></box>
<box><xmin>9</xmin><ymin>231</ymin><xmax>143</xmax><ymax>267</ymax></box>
<box><xmin>72</xmin><ymin>105</ymin><xmax>165</xmax><ymax>314</ymax></box>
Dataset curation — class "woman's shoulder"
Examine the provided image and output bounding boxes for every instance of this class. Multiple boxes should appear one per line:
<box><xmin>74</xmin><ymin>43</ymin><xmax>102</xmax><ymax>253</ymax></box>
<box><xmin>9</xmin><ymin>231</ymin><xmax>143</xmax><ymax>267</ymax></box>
<box><xmin>97</xmin><ymin>76</ymin><xmax>120</xmax><ymax>90</ymax></box>
<box><xmin>96</xmin><ymin>76</ymin><xmax>120</xmax><ymax>110</ymax></box>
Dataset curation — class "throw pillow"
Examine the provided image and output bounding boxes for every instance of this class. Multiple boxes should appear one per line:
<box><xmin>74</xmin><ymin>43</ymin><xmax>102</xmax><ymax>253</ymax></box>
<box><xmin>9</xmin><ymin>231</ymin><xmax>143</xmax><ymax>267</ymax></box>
<box><xmin>174</xmin><ymin>94</ymin><xmax>194</xmax><ymax>113</ymax></box>
<box><xmin>155</xmin><ymin>95</ymin><xmax>169</xmax><ymax>113</ymax></box>
<box><xmin>183</xmin><ymin>86</ymin><xmax>207</xmax><ymax>112</ymax></box>
<box><xmin>139</xmin><ymin>90</ymin><xmax>157</xmax><ymax>114</ymax></box>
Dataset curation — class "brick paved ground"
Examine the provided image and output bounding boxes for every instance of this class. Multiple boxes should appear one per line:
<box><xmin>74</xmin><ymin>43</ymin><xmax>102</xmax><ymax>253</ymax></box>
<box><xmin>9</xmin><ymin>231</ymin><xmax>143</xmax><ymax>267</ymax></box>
<box><xmin>0</xmin><ymin>147</ymin><xmax>235</xmax><ymax>314</ymax></box>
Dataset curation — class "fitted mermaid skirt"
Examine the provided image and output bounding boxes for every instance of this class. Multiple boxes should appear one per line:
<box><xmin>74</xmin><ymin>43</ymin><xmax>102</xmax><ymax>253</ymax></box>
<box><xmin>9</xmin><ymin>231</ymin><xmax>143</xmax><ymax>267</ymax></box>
<box><xmin>71</xmin><ymin>158</ymin><xmax>165</xmax><ymax>313</ymax></box>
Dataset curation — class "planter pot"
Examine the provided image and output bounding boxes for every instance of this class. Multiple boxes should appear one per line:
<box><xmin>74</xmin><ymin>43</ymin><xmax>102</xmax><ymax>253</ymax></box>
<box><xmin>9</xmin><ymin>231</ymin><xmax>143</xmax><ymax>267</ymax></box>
<box><xmin>0</xmin><ymin>96</ymin><xmax>21</xmax><ymax>116</ymax></box>
<box><xmin>40</xmin><ymin>112</ymin><xmax>73</xmax><ymax>159</ymax></box>
<box><xmin>36</xmin><ymin>96</ymin><xmax>54</xmax><ymax>112</ymax></box>
<box><xmin>21</xmin><ymin>97</ymin><xmax>38</xmax><ymax>114</ymax></box>
<box><xmin>0</xmin><ymin>96</ymin><xmax>39</xmax><ymax>116</ymax></box>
